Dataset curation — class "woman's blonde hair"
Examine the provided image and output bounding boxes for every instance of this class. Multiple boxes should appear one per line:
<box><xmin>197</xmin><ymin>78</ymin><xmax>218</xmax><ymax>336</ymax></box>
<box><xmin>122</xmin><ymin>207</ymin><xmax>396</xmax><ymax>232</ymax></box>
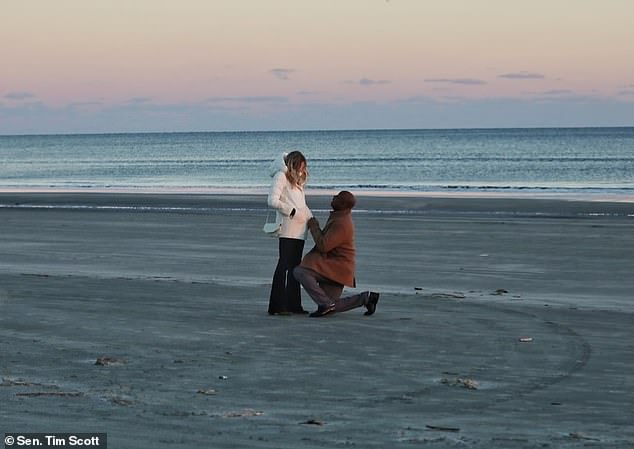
<box><xmin>284</xmin><ymin>151</ymin><xmax>308</xmax><ymax>187</ymax></box>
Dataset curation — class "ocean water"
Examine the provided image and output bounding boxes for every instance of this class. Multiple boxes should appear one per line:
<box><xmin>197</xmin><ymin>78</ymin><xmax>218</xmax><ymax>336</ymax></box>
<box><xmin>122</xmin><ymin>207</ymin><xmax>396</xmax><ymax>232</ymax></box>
<box><xmin>1</xmin><ymin>128</ymin><xmax>633</xmax><ymax>198</ymax></box>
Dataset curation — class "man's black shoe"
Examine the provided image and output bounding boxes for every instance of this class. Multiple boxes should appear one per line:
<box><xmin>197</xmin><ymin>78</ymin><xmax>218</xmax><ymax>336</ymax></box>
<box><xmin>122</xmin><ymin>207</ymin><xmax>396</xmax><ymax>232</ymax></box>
<box><xmin>364</xmin><ymin>292</ymin><xmax>380</xmax><ymax>316</ymax></box>
<box><xmin>309</xmin><ymin>304</ymin><xmax>336</xmax><ymax>317</ymax></box>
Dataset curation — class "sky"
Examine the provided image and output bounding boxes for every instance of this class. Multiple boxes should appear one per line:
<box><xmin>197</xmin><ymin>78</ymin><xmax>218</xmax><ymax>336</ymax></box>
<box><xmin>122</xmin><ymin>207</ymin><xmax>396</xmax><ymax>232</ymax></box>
<box><xmin>1</xmin><ymin>0</ymin><xmax>633</xmax><ymax>134</ymax></box>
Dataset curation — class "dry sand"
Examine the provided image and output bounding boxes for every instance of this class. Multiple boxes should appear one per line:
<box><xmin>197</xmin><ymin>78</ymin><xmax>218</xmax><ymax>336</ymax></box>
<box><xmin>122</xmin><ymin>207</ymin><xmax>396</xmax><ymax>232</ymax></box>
<box><xmin>1</xmin><ymin>193</ymin><xmax>633</xmax><ymax>448</ymax></box>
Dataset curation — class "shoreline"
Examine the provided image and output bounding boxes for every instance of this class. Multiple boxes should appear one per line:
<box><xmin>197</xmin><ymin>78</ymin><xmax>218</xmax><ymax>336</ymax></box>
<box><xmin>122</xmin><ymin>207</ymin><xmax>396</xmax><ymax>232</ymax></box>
<box><xmin>1</xmin><ymin>186</ymin><xmax>633</xmax><ymax>203</ymax></box>
<box><xmin>2</xmin><ymin>191</ymin><xmax>634</xmax><ymax>220</ymax></box>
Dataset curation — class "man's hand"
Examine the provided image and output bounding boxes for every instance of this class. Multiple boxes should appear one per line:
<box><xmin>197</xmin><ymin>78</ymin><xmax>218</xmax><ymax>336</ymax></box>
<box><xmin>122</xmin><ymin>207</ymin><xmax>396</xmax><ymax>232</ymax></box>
<box><xmin>307</xmin><ymin>217</ymin><xmax>319</xmax><ymax>229</ymax></box>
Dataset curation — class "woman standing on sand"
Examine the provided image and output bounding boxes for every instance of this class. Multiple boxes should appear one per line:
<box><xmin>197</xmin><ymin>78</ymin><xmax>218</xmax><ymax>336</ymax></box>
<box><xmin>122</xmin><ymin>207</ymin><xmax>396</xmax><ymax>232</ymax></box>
<box><xmin>267</xmin><ymin>151</ymin><xmax>312</xmax><ymax>315</ymax></box>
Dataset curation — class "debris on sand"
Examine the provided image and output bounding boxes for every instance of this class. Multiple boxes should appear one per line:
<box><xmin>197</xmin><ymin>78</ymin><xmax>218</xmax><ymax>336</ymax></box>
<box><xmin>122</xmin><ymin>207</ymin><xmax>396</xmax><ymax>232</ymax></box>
<box><xmin>301</xmin><ymin>419</ymin><xmax>325</xmax><ymax>426</ymax></box>
<box><xmin>1</xmin><ymin>378</ymin><xmax>47</xmax><ymax>387</ymax></box>
<box><xmin>95</xmin><ymin>357</ymin><xmax>127</xmax><ymax>366</ymax></box>
<box><xmin>569</xmin><ymin>432</ymin><xmax>600</xmax><ymax>441</ymax></box>
<box><xmin>16</xmin><ymin>391</ymin><xmax>84</xmax><ymax>398</ymax></box>
<box><xmin>197</xmin><ymin>388</ymin><xmax>217</xmax><ymax>396</ymax></box>
<box><xmin>429</xmin><ymin>292</ymin><xmax>465</xmax><ymax>299</ymax></box>
<box><xmin>491</xmin><ymin>288</ymin><xmax>509</xmax><ymax>295</ymax></box>
<box><xmin>441</xmin><ymin>377</ymin><xmax>479</xmax><ymax>390</ymax></box>
<box><xmin>426</xmin><ymin>424</ymin><xmax>460</xmax><ymax>432</ymax></box>
<box><xmin>110</xmin><ymin>396</ymin><xmax>135</xmax><ymax>406</ymax></box>
<box><xmin>223</xmin><ymin>409</ymin><xmax>264</xmax><ymax>418</ymax></box>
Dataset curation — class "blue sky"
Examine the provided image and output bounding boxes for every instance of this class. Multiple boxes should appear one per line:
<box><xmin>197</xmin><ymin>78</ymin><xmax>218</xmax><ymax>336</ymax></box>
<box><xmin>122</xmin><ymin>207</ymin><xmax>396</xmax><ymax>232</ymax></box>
<box><xmin>2</xmin><ymin>1</ymin><xmax>633</xmax><ymax>134</ymax></box>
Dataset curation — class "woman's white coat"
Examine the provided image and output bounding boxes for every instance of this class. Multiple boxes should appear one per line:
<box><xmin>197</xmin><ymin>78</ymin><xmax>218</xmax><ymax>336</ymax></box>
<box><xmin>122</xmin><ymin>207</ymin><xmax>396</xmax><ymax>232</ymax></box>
<box><xmin>267</xmin><ymin>153</ymin><xmax>312</xmax><ymax>240</ymax></box>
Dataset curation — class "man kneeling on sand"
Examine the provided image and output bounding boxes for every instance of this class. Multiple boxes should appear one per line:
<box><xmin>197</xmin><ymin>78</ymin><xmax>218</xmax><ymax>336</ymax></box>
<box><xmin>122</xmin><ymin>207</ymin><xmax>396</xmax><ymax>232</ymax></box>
<box><xmin>293</xmin><ymin>191</ymin><xmax>380</xmax><ymax>317</ymax></box>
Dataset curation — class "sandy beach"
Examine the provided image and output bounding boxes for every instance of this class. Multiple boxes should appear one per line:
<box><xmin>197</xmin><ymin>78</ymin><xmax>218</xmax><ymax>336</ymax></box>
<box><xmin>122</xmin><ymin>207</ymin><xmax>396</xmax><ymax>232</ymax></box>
<box><xmin>1</xmin><ymin>192</ymin><xmax>633</xmax><ymax>448</ymax></box>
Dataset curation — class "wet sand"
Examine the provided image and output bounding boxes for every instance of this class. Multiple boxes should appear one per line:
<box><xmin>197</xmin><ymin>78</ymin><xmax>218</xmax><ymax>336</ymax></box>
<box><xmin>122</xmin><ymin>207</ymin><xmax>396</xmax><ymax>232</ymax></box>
<box><xmin>1</xmin><ymin>193</ymin><xmax>633</xmax><ymax>448</ymax></box>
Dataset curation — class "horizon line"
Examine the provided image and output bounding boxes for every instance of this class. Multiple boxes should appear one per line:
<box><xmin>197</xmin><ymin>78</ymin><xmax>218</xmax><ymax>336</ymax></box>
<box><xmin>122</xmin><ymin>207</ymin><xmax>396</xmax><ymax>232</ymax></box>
<box><xmin>2</xmin><ymin>125</ymin><xmax>634</xmax><ymax>138</ymax></box>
